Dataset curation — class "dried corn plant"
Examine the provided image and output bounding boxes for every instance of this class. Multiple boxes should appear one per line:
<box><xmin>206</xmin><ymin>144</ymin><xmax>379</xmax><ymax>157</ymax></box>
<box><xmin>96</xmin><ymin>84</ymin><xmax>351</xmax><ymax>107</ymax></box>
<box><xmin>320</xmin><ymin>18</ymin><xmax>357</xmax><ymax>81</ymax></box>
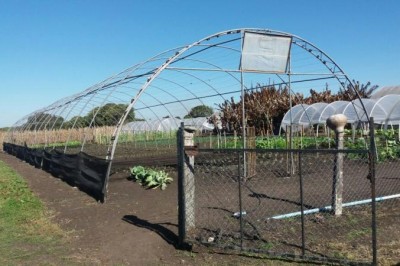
<box><xmin>0</xmin><ymin>131</ymin><xmax>6</xmax><ymax>145</ymax></box>
<box><xmin>8</xmin><ymin>126</ymin><xmax>115</xmax><ymax>147</ymax></box>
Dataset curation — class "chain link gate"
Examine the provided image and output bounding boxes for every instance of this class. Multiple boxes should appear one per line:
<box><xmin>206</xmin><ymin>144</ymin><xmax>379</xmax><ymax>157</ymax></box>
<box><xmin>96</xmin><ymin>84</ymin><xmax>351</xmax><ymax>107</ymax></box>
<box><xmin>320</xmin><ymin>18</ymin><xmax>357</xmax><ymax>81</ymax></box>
<box><xmin>177</xmin><ymin>123</ymin><xmax>380</xmax><ymax>265</ymax></box>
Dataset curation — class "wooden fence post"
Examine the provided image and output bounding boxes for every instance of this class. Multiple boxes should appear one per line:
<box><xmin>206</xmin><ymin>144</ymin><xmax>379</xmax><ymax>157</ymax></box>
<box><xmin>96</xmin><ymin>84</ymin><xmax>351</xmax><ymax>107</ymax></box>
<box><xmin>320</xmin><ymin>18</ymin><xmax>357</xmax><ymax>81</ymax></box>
<box><xmin>183</xmin><ymin>126</ymin><xmax>196</xmax><ymax>229</ymax></box>
<box><xmin>327</xmin><ymin>114</ymin><xmax>347</xmax><ymax>216</ymax></box>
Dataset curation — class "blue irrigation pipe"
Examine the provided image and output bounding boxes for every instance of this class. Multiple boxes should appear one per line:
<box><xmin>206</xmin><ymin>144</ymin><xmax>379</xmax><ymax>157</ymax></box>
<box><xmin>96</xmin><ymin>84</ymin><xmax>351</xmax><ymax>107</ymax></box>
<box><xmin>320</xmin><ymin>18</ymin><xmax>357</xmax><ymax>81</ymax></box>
<box><xmin>267</xmin><ymin>194</ymin><xmax>400</xmax><ymax>220</ymax></box>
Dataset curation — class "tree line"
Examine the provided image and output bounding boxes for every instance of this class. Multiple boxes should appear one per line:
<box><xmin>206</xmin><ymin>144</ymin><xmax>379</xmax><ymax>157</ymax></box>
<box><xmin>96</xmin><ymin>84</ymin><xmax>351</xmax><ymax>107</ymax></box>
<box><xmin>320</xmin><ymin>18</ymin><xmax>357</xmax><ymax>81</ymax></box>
<box><xmin>23</xmin><ymin>103</ymin><xmax>135</xmax><ymax>131</ymax></box>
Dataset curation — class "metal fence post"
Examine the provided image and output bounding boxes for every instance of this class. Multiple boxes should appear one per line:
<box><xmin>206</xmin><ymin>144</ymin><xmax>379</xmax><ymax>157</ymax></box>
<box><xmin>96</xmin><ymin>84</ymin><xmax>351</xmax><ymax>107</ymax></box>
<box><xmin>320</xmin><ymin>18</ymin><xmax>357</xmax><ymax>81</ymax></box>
<box><xmin>238</xmin><ymin>151</ymin><xmax>244</xmax><ymax>250</ymax></box>
<box><xmin>327</xmin><ymin>114</ymin><xmax>347</xmax><ymax>216</ymax></box>
<box><xmin>369</xmin><ymin>117</ymin><xmax>377</xmax><ymax>265</ymax></box>
<box><xmin>298</xmin><ymin>151</ymin><xmax>306</xmax><ymax>256</ymax></box>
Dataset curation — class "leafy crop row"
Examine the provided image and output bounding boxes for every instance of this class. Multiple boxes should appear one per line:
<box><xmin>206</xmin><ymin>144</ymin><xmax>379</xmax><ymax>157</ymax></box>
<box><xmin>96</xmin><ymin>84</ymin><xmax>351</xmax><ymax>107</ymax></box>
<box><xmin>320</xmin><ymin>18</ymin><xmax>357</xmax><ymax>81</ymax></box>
<box><xmin>215</xmin><ymin>128</ymin><xmax>400</xmax><ymax>162</ymax></box>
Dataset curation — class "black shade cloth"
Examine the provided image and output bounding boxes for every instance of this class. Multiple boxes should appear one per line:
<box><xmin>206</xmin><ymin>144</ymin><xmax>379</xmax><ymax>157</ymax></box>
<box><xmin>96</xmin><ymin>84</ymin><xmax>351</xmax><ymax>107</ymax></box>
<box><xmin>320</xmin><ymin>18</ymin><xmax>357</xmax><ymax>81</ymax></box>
<box><xmin>3</xmin><ymin>142</ymin><xmax>109</xmax><ymax>202</ymax></box>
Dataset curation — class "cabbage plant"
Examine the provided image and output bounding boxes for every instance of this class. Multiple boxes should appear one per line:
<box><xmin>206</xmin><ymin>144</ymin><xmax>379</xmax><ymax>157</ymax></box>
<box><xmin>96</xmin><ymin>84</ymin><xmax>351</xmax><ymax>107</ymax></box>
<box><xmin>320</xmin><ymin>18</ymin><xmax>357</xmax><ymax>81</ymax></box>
<box><xmin>130</xmin><ymin>166</ymin><xmax>173</xmax><ymax>190</ymax></box>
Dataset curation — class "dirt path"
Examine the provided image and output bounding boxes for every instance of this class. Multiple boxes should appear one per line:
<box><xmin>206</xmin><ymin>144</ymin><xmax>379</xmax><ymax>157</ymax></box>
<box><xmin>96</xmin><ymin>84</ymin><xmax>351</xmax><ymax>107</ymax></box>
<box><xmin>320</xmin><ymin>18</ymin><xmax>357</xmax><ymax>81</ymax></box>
<box><xmin>2</xmin><ymin>151</ymin><xmax>293</xmax><ymax>265</ymax></box>
<box><xmin>3</xmin><ymin>149</ymin><xmax>400</xmax><ymax>265</ymax></box>
<box><xmin>0</xmin><ymin>151</ymin><xmax>191</xmax><ymax>265</ymax></box>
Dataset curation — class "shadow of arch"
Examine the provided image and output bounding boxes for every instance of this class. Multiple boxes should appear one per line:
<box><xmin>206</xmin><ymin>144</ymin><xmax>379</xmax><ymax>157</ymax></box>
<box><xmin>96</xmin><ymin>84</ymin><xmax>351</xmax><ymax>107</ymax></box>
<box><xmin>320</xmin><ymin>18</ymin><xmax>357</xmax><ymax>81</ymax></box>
<box><xmin>122</xmin><ymin>215</ymin><xmax>182</xmax><ymax>249</ymax></box>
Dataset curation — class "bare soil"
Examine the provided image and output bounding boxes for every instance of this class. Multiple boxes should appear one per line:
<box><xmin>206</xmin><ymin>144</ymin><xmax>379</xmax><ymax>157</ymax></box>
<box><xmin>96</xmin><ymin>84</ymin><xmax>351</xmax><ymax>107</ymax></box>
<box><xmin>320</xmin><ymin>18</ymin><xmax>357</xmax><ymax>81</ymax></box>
<box><xmin>189</xmin><ymin>151</ymin><xmax>400</xmax><ymax>264</ymax></box>
<box><xmin>1</xmin><ymin>149</ymin><xmax>399</xmax><ymax>265</ymax></box>
<box><xmin>0</xmin><ymin>151</ymin><xmax>295</xmax><ymax>265</ymax></box>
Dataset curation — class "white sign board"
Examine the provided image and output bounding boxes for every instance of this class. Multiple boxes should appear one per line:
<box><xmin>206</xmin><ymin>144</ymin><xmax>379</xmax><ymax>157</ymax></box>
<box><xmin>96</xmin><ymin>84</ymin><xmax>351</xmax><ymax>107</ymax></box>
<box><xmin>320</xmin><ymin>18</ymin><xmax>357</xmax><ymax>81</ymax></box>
<box><xmin>241</xmin><ymin>32</ymin><xmax>292</xmax><ymax>73</ymax></box>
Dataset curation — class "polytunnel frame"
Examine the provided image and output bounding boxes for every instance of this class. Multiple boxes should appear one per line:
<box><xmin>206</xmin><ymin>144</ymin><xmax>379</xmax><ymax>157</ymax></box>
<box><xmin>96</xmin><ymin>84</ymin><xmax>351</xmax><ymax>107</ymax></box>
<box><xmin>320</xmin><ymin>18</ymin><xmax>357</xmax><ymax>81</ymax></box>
<box><xmin>3</xmin><ymin>27</ymin><xmax>370</xmax><ymax>199</ymax></box>
<box><xmin>3</xmin><ymin>28</ymin><xmax>383</xmax><ymax>265</ymax></box>
<box><xmin>102</xmin><ymin>28</ymin><xmax>369</xmax><ymax>197</ymax></box>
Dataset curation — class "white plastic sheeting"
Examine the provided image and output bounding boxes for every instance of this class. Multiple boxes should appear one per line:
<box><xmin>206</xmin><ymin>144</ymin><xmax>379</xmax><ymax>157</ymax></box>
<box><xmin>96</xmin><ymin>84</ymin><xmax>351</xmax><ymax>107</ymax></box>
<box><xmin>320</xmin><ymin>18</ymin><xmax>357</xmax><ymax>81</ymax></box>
<box><xmin>374</xmin><ymin>95</ymin><xmax>400</xmax><ymax>126</ymax></box>
<box><xmin>122</xmin><ymin>117</ymin><xmax>214</xmax><ymax>133</ymax></box>
<box><xmin>281</xmin><ymin>95</ymin><xmax>400</xmax><ymax>131</ymax></box>
<box><xmin>371</xmin><ymin>86</ymin><xmax>400</xmax><ymax>99</ymax></box>
<box><xmin>241</xmin><ymin>32</ymin><xmax>291</xmax><ymax>73</ymax></box>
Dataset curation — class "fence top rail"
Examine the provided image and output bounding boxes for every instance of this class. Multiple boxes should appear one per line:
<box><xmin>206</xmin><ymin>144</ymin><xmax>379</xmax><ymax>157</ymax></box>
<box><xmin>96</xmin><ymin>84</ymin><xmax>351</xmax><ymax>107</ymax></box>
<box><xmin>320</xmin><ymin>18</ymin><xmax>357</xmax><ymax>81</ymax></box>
<box><xmin>193</xmin><ymin>147</ymin><xmax>369</xmax><ymax>154</ymax></box>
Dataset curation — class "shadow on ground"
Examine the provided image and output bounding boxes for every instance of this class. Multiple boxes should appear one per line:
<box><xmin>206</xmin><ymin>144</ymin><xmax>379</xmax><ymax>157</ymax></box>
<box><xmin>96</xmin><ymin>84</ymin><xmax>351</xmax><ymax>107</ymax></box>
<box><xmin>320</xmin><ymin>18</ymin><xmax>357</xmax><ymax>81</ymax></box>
<box><xmin>122</xmin><ymin>215</ymin><xmax>180</xmax><ymax>248</ymax></box>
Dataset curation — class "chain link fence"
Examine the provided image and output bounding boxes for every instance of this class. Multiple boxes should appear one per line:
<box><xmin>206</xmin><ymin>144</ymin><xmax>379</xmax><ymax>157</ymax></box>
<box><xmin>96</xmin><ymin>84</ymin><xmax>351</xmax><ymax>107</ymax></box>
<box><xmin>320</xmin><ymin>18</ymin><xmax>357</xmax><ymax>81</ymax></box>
<box><xmin>177</xmin><ymin>135</ymin><xmax>399</xmax><ymax>265</ymax></box>
<box><xmin>177</xmin><ymin>123</ymin><xmax>400</xmax><ymax>264</ymax></box>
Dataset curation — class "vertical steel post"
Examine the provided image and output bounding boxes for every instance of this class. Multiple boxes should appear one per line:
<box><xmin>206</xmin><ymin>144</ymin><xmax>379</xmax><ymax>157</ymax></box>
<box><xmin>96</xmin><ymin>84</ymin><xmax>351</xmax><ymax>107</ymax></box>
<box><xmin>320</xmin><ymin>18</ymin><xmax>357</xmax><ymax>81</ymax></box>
<box><xmin>238</xmin><ymin>152</ymin><xmax>244</xmax><ymax>250</ymax></box>
<box><xmin>288</xmin><ymin>54</ymin><xmax>295</xmax><ymax>176</ymax></box>
<box><xmin>369</xmin><ymin>117</ymin><xmax>377</xmax><ymax>265</ymax></box>
<box><xmin>240</xmin><ymin>31</ymin><xmax>247</xmax><ymax>180</ymax></box>
<box><xmin>298</xmin><ymin>151</ymin><xmax>306</xmax><ymax>256</ymax></box>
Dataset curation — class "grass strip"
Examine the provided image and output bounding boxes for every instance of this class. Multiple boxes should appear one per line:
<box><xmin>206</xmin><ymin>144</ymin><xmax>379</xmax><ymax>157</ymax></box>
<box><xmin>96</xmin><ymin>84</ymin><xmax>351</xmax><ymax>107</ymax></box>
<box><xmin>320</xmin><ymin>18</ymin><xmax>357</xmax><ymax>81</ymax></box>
<box><xmin>0</xmin><ymin>160</ymin><xmax>69</xmax><ymax>264</ymax></box>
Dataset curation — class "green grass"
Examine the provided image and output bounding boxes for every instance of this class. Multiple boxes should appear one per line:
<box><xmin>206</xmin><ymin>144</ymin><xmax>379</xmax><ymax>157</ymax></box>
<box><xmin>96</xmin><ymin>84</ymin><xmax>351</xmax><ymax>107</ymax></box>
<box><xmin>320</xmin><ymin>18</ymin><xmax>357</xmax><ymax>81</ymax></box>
<box><xmin>347</xmin><ymin>228</ymin><xmax>371</xmax><ymax>240</ymax></box>
<box><xmin>0</xmin><ymin>160</ymin><xmax>84</xmax><ymax>265</ymax></box>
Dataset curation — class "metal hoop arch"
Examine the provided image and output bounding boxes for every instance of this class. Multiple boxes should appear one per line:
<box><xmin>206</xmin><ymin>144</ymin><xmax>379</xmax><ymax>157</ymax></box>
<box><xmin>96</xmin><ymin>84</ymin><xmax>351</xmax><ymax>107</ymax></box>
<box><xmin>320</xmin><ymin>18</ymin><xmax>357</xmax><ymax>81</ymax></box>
<box><xmin>100</xmin><ymin>28</ymin><xmax>368</xmax><ymax>197</ymax></box>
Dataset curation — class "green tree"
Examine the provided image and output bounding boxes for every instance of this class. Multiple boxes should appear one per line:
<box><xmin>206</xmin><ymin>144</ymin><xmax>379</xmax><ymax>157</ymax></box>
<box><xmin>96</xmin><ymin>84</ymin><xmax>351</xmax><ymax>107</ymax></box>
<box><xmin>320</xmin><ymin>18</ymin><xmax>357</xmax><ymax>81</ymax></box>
<box><xmin>184</xmin><ymin>105</ymin><xmax>213</xmax><ymax>118</ymax></box>
<box><xmin>86</xmin><ymin>103</ymin><xmax>135</xmax><ymax>127</ymax></box>
<box><xmin>24</xmin><ymin>113</ymin><xmax>64</xmax><ymax>131</ymax></box>
<box><xmin>64</xmin><ymin>116</ymin><xmax>90</xmax><ymax>128</ymax></box>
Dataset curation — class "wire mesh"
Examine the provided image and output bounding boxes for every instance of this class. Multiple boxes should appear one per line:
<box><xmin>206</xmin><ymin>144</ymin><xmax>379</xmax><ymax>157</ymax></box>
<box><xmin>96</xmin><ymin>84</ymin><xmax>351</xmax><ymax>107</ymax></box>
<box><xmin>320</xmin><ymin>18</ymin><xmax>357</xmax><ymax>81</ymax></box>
<box><xmin>181</xmin><ymin>147</ymin><xmax>400</xmax><ymax>264</ymax></box>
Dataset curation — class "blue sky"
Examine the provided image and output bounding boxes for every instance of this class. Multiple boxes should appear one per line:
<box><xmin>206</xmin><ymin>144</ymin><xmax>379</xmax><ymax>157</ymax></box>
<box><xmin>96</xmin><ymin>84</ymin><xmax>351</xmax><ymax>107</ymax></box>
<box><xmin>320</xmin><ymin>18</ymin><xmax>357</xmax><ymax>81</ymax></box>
<box><xmin>0</xmin><ymin>0</ymin><xmax>399</xmax><ymax>128</ymax></box>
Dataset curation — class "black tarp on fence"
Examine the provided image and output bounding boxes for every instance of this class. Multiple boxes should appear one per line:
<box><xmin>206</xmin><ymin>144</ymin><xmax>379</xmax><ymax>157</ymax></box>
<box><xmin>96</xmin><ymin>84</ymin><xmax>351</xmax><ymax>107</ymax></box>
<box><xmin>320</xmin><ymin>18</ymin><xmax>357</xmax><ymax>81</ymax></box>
<box><xmin>3</xmin><ymin>142</ymin><xmax>109</xmax><ymax>202</ymax></box>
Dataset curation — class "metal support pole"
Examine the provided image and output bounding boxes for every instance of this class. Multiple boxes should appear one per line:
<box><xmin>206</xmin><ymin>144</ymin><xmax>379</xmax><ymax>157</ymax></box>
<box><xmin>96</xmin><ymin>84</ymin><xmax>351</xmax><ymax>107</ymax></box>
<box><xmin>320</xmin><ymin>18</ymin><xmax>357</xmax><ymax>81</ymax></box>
<box><xmin>288</xmin><ymin>54</ymin><xmax>295</xmax><ymax>176</ymax></box>
<box><xmin>327</xmin><ymin>114</ymin><xmax>347</xmax><ymax>216</ymax></box>
<box><xmin>299</xmin><ymin>152</ymin><xmax>306</xmax><ymax>256</ymax></box>
<box><xmin>240</xmin><ymin>32</ymin><xmax>247</xmax><ymax>180</ymax></box>
<box><xmin>369</xmin><ymin>117</ymin><xmax>377</xmax><ymax>265</ymax></box>
<box><xmin>238</xmin><ymin>152</ymin><xmax>244</xmax><ymax>250</ymax></box>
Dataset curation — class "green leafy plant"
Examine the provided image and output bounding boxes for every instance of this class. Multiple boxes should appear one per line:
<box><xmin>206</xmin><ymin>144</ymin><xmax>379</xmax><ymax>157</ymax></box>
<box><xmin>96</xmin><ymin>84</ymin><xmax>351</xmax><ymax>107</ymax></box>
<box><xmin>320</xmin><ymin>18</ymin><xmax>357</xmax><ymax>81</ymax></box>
<box><xmin>259</xmin><ymin>242</ymin><xmax>274</xmax><ymax>250</ymax></box>
<box><xmin>130</xmin><ymin>166</ymin><xmax>173</xmax><ymax>190</ymax></box>
<box><xmin>256</xmin><ymin>137</ymin><xmax>287</xmax><ymax>149</ymax></box>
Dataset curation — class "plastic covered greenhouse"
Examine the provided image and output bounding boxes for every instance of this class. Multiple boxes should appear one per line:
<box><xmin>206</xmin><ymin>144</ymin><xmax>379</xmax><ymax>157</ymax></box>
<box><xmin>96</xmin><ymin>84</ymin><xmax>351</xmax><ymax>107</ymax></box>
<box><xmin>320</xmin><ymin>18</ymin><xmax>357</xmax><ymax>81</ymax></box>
<box><xmin>281</xmin><ymin>95</ymin><xmax>400</xmax><ymax>132</ymax></box>
<box><xmin>122</xmin><ymin>117</ymin><xmax>214</xmax><ymax>133</ymax></box>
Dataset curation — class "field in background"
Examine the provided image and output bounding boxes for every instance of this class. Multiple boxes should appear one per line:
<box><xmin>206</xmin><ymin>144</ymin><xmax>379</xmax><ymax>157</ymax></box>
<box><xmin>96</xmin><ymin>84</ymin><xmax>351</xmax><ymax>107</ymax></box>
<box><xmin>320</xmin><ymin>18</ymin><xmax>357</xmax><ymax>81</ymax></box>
<box><xmin>5</xmin><ymin>126</ymin><xmax>115</xmax><ymax>147</ymax></box>
<box><xmin>4</xmin><ymin>126</ymin><xmax>400</xmax><ymax>166</ymax></box>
